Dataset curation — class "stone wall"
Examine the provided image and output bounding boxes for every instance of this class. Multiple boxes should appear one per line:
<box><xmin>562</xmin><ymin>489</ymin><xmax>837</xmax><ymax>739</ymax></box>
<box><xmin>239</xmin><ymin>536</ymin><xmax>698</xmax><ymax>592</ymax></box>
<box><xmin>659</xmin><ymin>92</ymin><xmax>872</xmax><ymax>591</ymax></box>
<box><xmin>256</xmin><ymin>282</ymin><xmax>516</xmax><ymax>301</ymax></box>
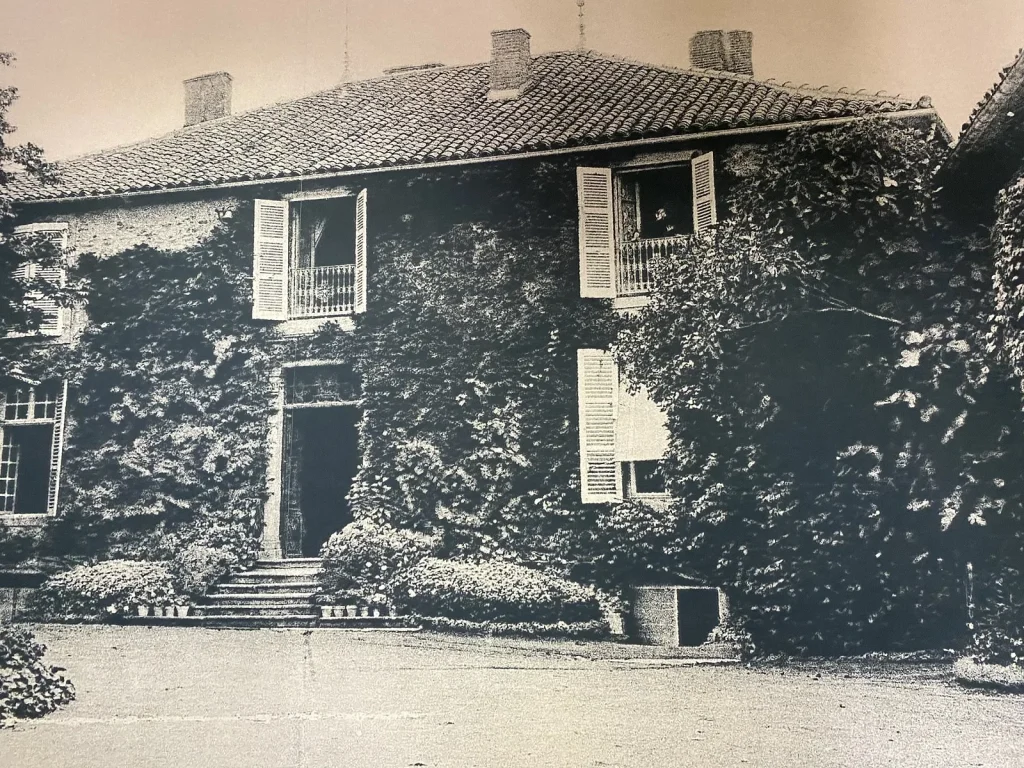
<box><xmin>24</xmin><ymin>195</ymin><xmax>238</xmax><ymax>262</ymax></box>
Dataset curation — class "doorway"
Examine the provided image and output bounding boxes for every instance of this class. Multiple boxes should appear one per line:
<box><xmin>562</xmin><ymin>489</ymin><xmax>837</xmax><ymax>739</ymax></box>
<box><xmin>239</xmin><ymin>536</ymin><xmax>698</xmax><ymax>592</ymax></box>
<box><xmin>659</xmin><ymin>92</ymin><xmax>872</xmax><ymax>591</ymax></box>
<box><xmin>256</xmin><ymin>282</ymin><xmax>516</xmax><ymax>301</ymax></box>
<box><xmin>281</xmin><ymin>405</ymin><xmax>360</xmax><ymax>557</ymax></box>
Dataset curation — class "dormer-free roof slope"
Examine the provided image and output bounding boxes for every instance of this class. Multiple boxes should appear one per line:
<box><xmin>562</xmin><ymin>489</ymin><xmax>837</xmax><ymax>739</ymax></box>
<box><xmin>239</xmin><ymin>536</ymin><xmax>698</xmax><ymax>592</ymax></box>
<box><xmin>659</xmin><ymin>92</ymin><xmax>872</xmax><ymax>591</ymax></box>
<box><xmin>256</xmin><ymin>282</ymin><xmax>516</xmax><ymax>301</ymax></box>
<box><xmin>11</xmin><ymin>50</ymin><xmax>926</xmax><ymax>202</ymax></box>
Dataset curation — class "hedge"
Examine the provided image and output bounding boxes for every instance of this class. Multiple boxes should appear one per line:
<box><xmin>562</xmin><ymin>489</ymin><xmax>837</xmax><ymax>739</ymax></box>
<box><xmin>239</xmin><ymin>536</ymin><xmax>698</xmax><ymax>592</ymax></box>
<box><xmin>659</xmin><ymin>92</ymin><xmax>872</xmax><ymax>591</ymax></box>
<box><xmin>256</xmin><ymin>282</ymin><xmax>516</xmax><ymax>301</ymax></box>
<box><xmin>30</xmin><ymin>560</ymin><xmax>176</xmax><ymax>621</ymax></box>
<box><xmin>389</xmin><ymin>557</ymin><xmax>603</xmax><ymax>625</ymax></box>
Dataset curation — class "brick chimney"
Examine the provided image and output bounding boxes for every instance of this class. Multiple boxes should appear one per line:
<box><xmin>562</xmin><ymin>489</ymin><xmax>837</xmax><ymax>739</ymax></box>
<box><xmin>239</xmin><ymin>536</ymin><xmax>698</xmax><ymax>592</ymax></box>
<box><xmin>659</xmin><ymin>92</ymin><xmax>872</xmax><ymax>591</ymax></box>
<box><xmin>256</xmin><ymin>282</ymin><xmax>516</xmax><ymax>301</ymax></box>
<box><xmin>489</xmin><ymin>28</ymin><xmax>531</xmax><ymax>100</ymax></box>
<box><xmin>689</xmin><ymin>30</ymin><xmax>754</xmax><ymax>76</ymax></box>
<box><xmin>183</xmin><ymin>72</ymin><xmax>232</xmax><ymax>126</ymax></box>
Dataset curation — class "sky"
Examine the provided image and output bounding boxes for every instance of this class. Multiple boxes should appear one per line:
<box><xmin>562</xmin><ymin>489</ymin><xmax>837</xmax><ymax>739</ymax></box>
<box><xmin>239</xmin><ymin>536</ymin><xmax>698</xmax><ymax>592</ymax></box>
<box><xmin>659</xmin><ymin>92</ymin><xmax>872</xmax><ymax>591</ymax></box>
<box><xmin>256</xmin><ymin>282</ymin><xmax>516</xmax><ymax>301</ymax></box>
<box><xmin>2</xmin><ymin>0</ymin><xmax>1024</xmax><ymax>160</ymax></box>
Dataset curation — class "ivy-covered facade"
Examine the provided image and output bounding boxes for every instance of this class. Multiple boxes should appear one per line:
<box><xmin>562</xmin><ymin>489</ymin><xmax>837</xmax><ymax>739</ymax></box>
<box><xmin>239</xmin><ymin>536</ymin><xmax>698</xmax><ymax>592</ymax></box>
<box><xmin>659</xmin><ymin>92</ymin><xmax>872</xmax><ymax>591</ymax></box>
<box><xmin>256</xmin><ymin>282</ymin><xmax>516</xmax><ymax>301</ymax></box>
<box><xmin>2</xmin><ymin>30</ymin><xmax>940</xmax><ymax>602</ymax></box>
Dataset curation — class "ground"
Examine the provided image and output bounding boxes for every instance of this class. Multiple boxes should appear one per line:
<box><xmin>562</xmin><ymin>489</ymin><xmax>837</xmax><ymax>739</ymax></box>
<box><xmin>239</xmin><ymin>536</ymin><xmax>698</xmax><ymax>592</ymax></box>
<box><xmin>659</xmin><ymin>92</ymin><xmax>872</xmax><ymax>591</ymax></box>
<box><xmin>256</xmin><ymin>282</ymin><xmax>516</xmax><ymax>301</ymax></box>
<box><xmin>3</xmin><ymin>625</ymin><xmax>1022</xmax><ymax>767</ymax></box>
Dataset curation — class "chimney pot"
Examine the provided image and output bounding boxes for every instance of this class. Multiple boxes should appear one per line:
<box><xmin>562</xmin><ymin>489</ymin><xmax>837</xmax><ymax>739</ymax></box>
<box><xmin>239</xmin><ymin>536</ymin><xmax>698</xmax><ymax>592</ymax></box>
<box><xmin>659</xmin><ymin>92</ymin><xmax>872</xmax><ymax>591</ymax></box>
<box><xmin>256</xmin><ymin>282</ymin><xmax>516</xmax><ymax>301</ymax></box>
<box><xmin>183</xmin><ymin>72</ymin><xmax>232</xmax><ymax>126</ymax></box>
<box><xmin>689</xmin><ymin>30</ymin><xmax>754</xmax><ymax>77</ymax></box>
<box><xmin>489</xmin><ymin>28</ymin><xmax>531</xmax><ymax>100</ymax></box>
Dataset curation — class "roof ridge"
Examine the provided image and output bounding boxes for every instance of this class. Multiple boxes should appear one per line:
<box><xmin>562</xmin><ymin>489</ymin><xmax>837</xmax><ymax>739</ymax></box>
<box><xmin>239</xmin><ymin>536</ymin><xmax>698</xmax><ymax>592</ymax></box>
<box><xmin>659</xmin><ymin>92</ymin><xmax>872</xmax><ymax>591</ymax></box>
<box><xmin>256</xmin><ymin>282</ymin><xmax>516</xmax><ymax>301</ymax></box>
<box><xmin>570</xmin><ymin>48</ymin><xmax>915</xmax><ymax>105</ymax></box>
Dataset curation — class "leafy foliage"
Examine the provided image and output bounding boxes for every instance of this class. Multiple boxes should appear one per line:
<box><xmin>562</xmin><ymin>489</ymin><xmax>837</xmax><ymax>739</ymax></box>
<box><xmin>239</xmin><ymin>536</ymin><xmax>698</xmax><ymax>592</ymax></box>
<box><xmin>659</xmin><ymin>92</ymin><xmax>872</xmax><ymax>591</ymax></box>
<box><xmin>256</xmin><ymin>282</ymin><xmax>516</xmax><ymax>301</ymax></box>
<box><xmin>0</xmin><ymin>627</ymin><xmax>75</xmax><ymax>727</ymax></box>
<box><xmin>389</xmin><ymin>557</ymin><xmax>603</xmax><ymax>625</ymax></box>
<box><xmin>45</xmin><ymin>204</ymin><xmax>277</xmax><ymax>562</ymax></box>
<box><xmin>318</xmin><ymin>519</ymin><xmax>440</xmax><ymax>601</ymax></box>
<box><xmin>0</xmin><ymin>52</ymin><xmax>74</xmax><ymax>345</ymax></box>
<box><xmin>350</xmin><ymin>162</ymin><xmax>618</xmax><ymax>562</ymax></box>
<box><xmin>614</xmin><ymin>119</ymin><xmax>1019</xmax><ymax>654</ymax></box>
<box><xmin>170</xmin><ymin>544</ymin><xmax>239</xmax><ymax>597</ymax></box>
<box><xmin>30</xmin><ymin>559</ymin><xmax>176</xmax><ymax>621</ymax></box>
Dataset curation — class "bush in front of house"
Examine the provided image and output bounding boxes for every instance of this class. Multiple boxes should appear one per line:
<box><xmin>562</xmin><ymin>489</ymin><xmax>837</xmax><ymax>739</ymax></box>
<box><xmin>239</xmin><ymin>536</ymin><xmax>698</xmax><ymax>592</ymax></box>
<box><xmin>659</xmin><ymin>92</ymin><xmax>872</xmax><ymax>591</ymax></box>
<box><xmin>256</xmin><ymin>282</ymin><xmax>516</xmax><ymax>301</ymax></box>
<box><xmin>0</xmin><ymin>627</ymin><xmax>75</xmax><ymax>727</ymax></box>
<box><xmin>170</xmin><ymin>544</ymin><xmax>239</xmax><ymax>597</ymax></box>
<box><xmin>953</xmin><ymin>657</ymin><xmax>1024</xmax><ymax>693</ymax></box>
<box><xmin>30</xmin><ymin>559</ymin><xmax>176</xmax><ymax>621</ymax></box>
<box><xmin>318</xmin><ymin>519</ymin><xmax>441</xmax><ymax>601</ymax></box>
<box><xmin>389</xmin><ymin>557</ymin><xmax>605</xmax><ymax>632</ymax></box>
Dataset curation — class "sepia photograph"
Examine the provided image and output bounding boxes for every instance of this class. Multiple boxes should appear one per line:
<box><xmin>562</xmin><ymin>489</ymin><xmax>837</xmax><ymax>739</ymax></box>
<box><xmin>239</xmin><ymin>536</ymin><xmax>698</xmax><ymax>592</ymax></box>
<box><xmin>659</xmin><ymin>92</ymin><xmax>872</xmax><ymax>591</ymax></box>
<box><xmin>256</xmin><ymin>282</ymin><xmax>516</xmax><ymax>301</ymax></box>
<box><xmin>1</xmin><ymin>1</ymin><xmax>1024</xmax><ymax>765</ymax></box>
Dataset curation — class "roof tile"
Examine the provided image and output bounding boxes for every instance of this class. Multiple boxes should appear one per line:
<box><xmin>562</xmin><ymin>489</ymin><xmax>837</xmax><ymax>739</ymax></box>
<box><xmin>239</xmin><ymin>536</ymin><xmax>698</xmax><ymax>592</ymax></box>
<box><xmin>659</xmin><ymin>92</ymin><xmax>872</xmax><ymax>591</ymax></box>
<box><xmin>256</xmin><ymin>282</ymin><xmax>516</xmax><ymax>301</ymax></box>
<box><xmin>11</xmin><ymin>50</ymin><xmax>918</xmax><ymax>202</ymax></box>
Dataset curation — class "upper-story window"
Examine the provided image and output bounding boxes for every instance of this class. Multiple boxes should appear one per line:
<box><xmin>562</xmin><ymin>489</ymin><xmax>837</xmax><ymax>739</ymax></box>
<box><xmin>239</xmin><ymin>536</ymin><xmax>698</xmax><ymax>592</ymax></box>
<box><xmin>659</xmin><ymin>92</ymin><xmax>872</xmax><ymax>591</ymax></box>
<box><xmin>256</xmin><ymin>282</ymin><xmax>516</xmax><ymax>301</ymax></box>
<box><xmin>7</xmin><ymin>223</ymin><xmax>69</xmax><ymax>337</ymax></box>
<box><xmin>578</xmin><ymin>153</ymin><xmax>716</xmax><ymax>299</ymax></box>
<box><xmin>252</xmin><ymin>191</ymin><xmax>367</xmax><ymax>321</ymax></box>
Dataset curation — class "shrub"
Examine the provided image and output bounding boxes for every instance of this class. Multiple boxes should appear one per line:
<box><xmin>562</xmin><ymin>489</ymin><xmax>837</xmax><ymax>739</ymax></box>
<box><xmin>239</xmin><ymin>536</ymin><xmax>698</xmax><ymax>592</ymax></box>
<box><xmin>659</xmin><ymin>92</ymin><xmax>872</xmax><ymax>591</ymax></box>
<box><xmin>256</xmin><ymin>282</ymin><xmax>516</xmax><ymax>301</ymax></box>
<box><xmin>30</xmin><ymin>559</ymin><xmax>176</xmax><ymax>621</ymax></box>
<box><xmin>417</xmin><ymin>616</ymin><xmax>609</xmax><ymax>639</ymax></box>
<box><xmin>953</xmin><ymin>657</ymin><xmax>1024</xmax><ymax>693</ymax></box>
<box><xmin>318</xmin><ymin>520</ymin><xmax>440</xmax><ymax>600</ymax></box>
<box><xmin>170</xmin><ymin>544</ymin><xmax>238</xmax><ymax>597</ymax></box>
<box><xmin>0</xmin><ymin>627</ymin><xmax>75</xmax><ymax>727</ymax></box>
<box><xmin>389</xmin><ymin>557</ymin><xmax>603</xmax><ymax>624</ymax></box>
<box><xmin>969</xmin><ymin>562</ymin><xmax>1024</xmax><ymax>665</ymax></box>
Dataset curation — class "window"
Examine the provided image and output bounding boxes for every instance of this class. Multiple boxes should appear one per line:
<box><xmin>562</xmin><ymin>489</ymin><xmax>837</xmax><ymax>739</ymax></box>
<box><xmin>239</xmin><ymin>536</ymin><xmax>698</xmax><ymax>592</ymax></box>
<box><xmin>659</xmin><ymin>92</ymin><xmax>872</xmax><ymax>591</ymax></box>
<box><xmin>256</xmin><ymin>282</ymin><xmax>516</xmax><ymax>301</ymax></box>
<box><xmin>8</xmin><ymin>224</ymin><xmax>68</xmax><ymax>336</ymax></box>
<box><xmin>577</xmin><ymin>154</ymin><xmax>716</xmax><ymax>299</ymax></box>
<box><xmin>252</xmin><ymin>192</ymin><xmax>367</xmax><ymax>321</ymax></box>
<box><xmin>577</xmin><ymin>349</ymin><xmax>670</xmax><ymax>504</ymax></box>
<box><xmin>621</xmin><ymin>460</ymin><xmax>667</xmax><ymax>498</ymax></box>
<box><xmin>285</xmin><ymin>364</ymin><xmax>361</xmax><ymax>406</ymax></box>
<box><xmin>0</xmin><ymin>380</ymin><xmax>68</xmax><ymax>517</ymax></box>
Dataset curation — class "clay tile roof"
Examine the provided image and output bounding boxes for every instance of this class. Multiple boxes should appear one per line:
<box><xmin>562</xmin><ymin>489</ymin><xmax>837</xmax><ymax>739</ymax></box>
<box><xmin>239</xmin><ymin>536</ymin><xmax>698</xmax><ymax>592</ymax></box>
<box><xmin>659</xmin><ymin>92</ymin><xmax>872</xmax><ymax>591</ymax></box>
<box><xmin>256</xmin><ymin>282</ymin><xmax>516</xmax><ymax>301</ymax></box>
<box><xmin>11</xmin><ymin>50</ymin><xmax>921</xmax><ymax>202</ymax></box>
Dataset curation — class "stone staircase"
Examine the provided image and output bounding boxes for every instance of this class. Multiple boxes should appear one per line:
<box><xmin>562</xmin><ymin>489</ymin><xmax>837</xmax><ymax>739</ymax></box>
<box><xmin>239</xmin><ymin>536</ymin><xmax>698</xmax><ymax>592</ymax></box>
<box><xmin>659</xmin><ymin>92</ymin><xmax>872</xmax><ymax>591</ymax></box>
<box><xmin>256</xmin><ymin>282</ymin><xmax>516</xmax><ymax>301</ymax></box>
<box><xmin>194</xmin><ymin>558</ymin><xmax>322</xmax><ymax>628</ymax></box>
<box><xmin>129</xmin><ymin>558</ymin><xmax>414</xmax><ymax>630</ymax></box>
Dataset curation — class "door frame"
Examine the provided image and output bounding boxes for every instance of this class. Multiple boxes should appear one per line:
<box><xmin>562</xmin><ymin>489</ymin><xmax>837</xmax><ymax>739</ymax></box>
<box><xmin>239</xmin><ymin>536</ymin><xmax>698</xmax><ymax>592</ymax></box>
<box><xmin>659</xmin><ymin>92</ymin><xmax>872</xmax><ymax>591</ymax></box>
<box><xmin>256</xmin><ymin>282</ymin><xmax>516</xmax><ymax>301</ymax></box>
<box><xmin>261</xmin><ymin>359</ymin><xmax>360</xmax><ymax>559</ymax></box>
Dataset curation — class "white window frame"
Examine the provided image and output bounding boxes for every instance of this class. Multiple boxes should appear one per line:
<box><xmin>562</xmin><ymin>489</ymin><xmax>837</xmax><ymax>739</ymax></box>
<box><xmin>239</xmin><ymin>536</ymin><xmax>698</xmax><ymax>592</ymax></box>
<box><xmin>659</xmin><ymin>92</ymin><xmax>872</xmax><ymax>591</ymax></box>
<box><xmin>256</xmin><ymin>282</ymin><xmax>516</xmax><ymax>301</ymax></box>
<box><xmin>0</xmin><ymin>378</ymin><xmax>68</xmax><ymax>525</ymax></box>
<box><xmin>7</xmin><ymin>222</ymin><xmax>69</xmax><ymax>338</ymax></box>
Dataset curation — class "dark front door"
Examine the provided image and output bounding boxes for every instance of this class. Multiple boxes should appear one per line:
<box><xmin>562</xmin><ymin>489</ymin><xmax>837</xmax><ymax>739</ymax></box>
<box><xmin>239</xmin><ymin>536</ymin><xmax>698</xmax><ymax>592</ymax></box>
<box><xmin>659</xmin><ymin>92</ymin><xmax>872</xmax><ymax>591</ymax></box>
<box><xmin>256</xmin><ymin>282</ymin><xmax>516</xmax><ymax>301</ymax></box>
<box><xmin>281</xmin><ymin>405</ymin><xmax>360</xmax><ymax>557</ymax></box>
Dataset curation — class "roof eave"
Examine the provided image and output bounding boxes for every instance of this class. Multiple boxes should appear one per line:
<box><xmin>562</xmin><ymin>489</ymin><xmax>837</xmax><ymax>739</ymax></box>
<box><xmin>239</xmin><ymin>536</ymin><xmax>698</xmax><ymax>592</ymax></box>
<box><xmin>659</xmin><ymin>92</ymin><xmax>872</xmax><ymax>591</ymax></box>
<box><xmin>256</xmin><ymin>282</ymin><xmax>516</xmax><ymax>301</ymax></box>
<box><xmin>15</xmin><ymin>107</ymin><xmax>940</xmax><ymax>206</ymax></box>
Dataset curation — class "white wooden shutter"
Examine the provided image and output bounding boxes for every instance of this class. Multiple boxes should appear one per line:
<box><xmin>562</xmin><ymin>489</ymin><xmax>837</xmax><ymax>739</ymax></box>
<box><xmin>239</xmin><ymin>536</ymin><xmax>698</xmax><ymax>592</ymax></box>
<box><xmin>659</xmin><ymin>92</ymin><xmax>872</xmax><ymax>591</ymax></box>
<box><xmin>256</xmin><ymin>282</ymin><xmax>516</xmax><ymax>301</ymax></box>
<box><xmin>253</xmin><ymin>199</ymin><xmax>290</xmax><ymax>320</ymax></box>
<box><xmin>354</xmin><ymin>188</ymin><xmax>368</xmax><ymax>314</ymax></box>
<box><xmin>577</xmin><ymin>167</ymin><xmax>616</xmax><ymax>298</ymax></box>
<box><xmin>691</xmin><ymin>152</ymin><xmax>718</xmax><ymax>233</ymax></box>
<box><xmin>46</xmin><ymin>380</ymin><xmax>68</xmax><ymax>516</ymax></box>
<box><xmin>578</xmin><ymin>348</ymin><xmax>622</xmax><ymax>503</ymax></box>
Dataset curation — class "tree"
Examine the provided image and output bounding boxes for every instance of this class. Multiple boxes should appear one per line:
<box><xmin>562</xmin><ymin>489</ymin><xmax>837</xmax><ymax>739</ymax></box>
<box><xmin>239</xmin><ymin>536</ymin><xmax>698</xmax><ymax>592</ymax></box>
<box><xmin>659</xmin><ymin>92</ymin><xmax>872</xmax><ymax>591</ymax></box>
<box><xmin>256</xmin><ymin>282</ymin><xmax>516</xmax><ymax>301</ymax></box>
<box><xmin>0</xmin><ymin>51</ymin><xmax>64</xmax><ymax>344</ymax></box>
<box><xmin>611</xmin><ymin>119</ymin><xmax>1022</xmax><ymax>654</ymax></box>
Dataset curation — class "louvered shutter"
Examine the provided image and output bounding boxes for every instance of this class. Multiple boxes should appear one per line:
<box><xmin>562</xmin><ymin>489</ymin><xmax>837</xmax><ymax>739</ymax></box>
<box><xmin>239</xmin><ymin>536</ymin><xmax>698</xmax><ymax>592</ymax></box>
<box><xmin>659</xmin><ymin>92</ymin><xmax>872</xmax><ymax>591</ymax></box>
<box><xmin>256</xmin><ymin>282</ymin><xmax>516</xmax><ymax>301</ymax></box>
<box><xmin>354</xmin><ymin>189</ymin><xmax>368</xmax><ymax>314</ymax></box>
<box><xmin>577</xmin><ymin>167</ymin><xmax>616</xmax><ymax>298</ymax></box>
<box><xmin>577</xmin><ymin>348</ymin><xmax>622</xmax><ymax>503</ymax></box>
<box><xmin>35</xmin><ymin>229</ymin><xmax>67</xmax><ymax>335</ymax></box>
<box><xmin>46</xmin><ymin>380</ymin><xmax>68</xmax><ymax>516</ymax></box>
<box><xmin>691</xmin><ymin>152</ymin><xmax>718</xmax><ymax>233</ymax></box>
<box><xmin>252</xmin><ymin>199</ymin><xmax>290</xmax><ymax>320</ymax></box>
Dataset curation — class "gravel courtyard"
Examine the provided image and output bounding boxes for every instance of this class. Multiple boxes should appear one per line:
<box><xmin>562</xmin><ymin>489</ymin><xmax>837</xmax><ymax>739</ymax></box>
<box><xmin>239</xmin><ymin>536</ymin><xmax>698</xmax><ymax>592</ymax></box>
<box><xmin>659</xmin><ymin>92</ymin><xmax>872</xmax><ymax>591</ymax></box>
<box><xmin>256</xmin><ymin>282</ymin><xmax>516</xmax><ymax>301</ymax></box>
<box><xmin>3</xmin><ymin>625</ymin><xmax>1022</xmax><ymax>767</ymax></box>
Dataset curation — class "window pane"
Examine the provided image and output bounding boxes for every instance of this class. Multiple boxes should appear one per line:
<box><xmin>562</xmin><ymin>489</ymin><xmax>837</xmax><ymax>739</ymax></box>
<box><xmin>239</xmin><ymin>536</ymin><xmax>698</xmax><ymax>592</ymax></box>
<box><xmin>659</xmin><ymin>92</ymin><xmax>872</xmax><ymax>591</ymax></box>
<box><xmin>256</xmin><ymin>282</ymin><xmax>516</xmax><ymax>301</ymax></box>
<box><xmin>633</xmin><ymin>460</ymin><xmax>666</xmax><ymax>495</ymax></box>
<box><xmin>294</xmin><ymin>198</ymin><xmax>357</xmax><ymax>268</ymax></box>
<box><xmin>286</xmin><ymin>365</ymin><xmax>361</xmax><ymax>405</ymax></box>
<box><xmin>634</xmin><ymin>167</ymin><xmax>693</xmax><ymax>239</ymax></box>
<box><xmin>0</xmin><ymin>424</ymin><xmax>52</xmax><ymax>514</ymax></box>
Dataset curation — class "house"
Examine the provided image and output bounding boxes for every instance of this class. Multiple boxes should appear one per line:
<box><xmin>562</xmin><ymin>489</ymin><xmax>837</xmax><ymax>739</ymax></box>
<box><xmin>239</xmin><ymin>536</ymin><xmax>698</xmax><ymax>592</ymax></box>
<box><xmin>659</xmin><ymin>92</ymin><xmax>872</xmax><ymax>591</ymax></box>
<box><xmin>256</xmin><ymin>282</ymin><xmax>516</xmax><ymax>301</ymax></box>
<box><xmin>940</xmin><ymin>46</ymin><xmax>1024</xmax><ymax>225</ymax></box>
<box><xmin>2</xmin><ymin>28</ymin><xmax>938</xmax><ymax>570</ymax></box>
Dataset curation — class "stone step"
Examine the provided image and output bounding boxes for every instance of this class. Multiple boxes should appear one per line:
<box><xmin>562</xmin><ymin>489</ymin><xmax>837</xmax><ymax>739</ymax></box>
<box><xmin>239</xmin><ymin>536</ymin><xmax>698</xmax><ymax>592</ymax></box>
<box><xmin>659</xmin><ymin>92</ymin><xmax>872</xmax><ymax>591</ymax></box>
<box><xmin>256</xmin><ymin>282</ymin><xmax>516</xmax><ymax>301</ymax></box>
<box><xmin>195</xmin><ymin>604</ymin><xmax>317</xmax><ymax>618</ymax></box>
<box><xmin>255</xmin><ymin>558</ymin><xmax>322</xmax><ymax>569</ymax></box>
<box><xmin>205</xmin><ymin>592</ymin><xmax>317</xmax><ymax>605</ymax></box>
<box><xmin>214</xmin><ymin>580</ymin><xmax>319</xmax><ymax>594</ymax></box>
<box><xmin>229</xmin><ymin>571</ymin><xmax>321</xmax><ymax>584</ymax></box>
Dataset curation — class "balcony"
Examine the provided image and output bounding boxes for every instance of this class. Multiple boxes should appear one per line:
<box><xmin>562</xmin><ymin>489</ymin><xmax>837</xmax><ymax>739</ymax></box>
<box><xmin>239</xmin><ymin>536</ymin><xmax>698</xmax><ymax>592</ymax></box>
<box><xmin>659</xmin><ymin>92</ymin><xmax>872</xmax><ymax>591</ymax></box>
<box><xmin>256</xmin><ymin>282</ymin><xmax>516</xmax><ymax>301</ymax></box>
<box><xmin>289</xmin><ymin>265</ymin><xmax>355</xmax><ymax>319</ymax></box>
<box><xmin>616</xmin><ymin>236</ymin><xmax>686</xmax><ymax>297</ymax></box>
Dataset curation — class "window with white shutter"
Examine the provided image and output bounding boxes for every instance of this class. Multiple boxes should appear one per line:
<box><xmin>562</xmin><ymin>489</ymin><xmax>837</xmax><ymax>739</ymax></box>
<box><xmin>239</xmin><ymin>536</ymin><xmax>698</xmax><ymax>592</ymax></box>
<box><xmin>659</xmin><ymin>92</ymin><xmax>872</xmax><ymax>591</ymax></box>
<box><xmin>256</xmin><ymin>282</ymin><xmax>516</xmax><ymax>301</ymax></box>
<box><xmin>691</xmin><ymin>151</ymin><xmax>718</xmax><ymax>233</ymax></box>
<box><xmin>255</xmin><ymin>193</ymin><xmax>368</xmax><ymax>320</ymax></box>
<box><xmin>253</xmin><ymin>199</ymin><xmax>290</xmax><ymax>320</ymax></box>
<box><xmin>577</xmin><ymin>167</ymin><xmax>616</xmax><ymax>298</ymax></box>
<box><xmin>10</xmin><ymin>224</ymin><xmax>68</xmax><ymax>336</ymax></box>
<box><xmin>577</xmin><ymin>348</ymin><xmax>622</xmax><ymax>503</ymax></box>
<box><xmin>0</xmin><ymin>379</ymin><xmax>68</xmax><ymax>517</ymax></box>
